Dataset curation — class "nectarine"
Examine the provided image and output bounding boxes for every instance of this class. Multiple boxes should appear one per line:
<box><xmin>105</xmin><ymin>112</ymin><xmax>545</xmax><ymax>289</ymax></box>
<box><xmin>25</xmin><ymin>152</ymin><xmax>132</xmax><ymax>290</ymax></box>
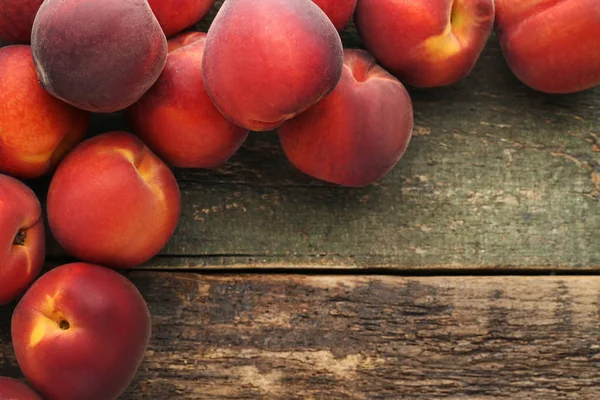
<box><xmin>148</xmin><ymin>0</ymin><xmax>215</xmax><ymax>37</ymax></box>
<box><xmin>11</xmin><ymin>262</ymin><xmax>151</xmax><ymax>400</ymax></box>
<box><xmin>495</xmin><ymin>0</ymin><xmax>600</xmax><ymax>93</ymax></box>
<box><xmin>0</xmin><ymin>45</ymin><xmax>90</xmax><ymax>180</ymax></box>
<box><xmin>31</xmin><ymin>0</ymin><xmax>168</xmax><ymax>113</ymax></box>
<box><xmin>279</xmin><ymin>49</ymin><xmax>414</xmax><ymax>187</ymax></box>
<box><xmin>203</xmin><ymin>0</ymin><xmax>344</xmax><ymax>131</ymax></box>
<box><xmin>355</xmin><ymin>0</ymin><xmax>495</xmax><ymax>88</ymax></box>
<box><xmin>0</xmin><ymin>0</ymin><xmax>44</xmax><ymax>44</ymax></box>
<box><xmin>312</xmin><ymin>0</ymin><xmax>357</xmax><ymax>31</ymax></box>
<box><xmin>128</xmin><ymin>31</ymin><xmax>249</xmax><ymax>168</ymax></box>
<box><xmin>0</xmin><ymin>377</ymin><xmax>42</xmax><ymax>399</ymax></box>
<box><xmin>46</xmin><ymin>131</ymin><xmax>181</xmax><ymax>269</ymax></box>
<box><xmin>0</xmin><ymin>174</ymin><xmax>45</xmax><ymax>305</ymax></box>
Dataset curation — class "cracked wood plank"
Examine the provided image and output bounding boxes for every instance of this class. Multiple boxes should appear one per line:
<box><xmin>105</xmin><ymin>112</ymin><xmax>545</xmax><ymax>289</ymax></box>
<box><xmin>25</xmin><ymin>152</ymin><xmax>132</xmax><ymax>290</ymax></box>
<box><xmin>2</xmin><ymin>272</ymin><xmax>600</xmax><ymax>399</ymax></box>
<box><xmin>7</xmin><ymin>0</ymin><xmax>600</xmax><ymax>269</ymax></box>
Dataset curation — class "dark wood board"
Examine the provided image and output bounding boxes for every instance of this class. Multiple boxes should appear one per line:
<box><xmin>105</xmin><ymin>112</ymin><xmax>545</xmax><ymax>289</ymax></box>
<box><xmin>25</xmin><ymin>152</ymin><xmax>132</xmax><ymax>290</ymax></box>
<box><xmin>4</xmin><ymin>0</ymin><xmax>600</xmax><ymax>271</ymax></box>
<box><xmin>2</xmin><ymin>273</ymin><xmax>600</xmax><ymax>399</ymax></box>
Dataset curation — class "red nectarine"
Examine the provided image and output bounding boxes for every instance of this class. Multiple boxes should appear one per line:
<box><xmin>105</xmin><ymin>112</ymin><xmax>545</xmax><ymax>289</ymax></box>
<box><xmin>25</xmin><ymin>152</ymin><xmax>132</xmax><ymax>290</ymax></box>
<box><xmin>279</xmin><ymin>49</ymin><xmax>414</xmax><ymax>187</ymax></box>
<box><xmin>0</xmin><ymin>45</ymin><xmax>90</xmax><ymax>180</ymax></box>
<box><xmin>202</xmin><ymin>0</ymin><xmax>344</xmax><ymax>131</ymax></box>
<box><xmin>11</xmin><ymin>262</ymin><xmax>151</xmax><ymax>400</ymax></box>
<box><xmin>46</xmin><ymin>131</ymin><xmax>181</xmax><ymax>269</ymax></box>
<box><xmin>355</xmin><ymin>0</ymin><xmax>495</xmax><ymax>88</ymax></box>
<box><xmin>495</xmin><ymin>0</ymin><xmax>600</xmax><ymax>93</ymax></box>
<box><xmin>128</xmin><ymin>31</ymin><xmax>249</xmax><ymax>168</ymax></box>
<box><xmin>0</xmin><ymin>174</ymin><xmax>45</xmax><ymax>305</ymax></box>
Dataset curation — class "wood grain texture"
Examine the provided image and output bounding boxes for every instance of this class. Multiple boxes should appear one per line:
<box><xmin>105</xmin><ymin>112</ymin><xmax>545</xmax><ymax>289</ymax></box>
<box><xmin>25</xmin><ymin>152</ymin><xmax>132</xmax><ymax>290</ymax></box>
<box><xmin>4</xmin><ymin>1</ymin><xmax>600</xmax><ymax>270</ymax></box>
<box><xmin>2</xmin><ymin>273</ymin><xmax>600</xmax><ymax>399</ymax></box>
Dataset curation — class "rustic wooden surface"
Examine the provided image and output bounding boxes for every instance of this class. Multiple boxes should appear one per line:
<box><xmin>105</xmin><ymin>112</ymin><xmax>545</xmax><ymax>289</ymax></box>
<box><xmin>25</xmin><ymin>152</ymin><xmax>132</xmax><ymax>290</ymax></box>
<box><xmin>2</xmin><ymin>273</ymin><xmax>600</xmax><ymax>399</ymax></box>
<box><xmin>34</xmin><ymin>1</ymin><xmax>597</xmax><ymax>270</ymax></box>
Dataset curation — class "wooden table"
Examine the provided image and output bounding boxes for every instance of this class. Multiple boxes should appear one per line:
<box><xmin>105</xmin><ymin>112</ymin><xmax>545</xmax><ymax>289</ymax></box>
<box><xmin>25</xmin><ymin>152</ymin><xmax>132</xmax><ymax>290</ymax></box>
<box><xmin>2</xmin><ymin>2</ymin><xmax>600</xmax><ymax>398</ymax></box>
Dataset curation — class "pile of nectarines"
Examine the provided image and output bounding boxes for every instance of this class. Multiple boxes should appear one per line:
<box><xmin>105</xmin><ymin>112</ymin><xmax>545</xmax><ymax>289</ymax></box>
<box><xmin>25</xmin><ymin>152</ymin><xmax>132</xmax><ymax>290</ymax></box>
<box><xmin>1</xmin><ymin>0</ymin><xmax>599</xmax><ymax>398</ymax></box>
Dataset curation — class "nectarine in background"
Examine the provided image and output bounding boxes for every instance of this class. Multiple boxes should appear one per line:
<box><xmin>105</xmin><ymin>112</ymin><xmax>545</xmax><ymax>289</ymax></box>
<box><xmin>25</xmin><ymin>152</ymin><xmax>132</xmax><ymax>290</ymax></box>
<box><xmin>148</xmin><ymin>0</ymin><xmax>215</xmax><ymax>37</ymax></box>
<box><xmin>494</xmin><ymin>0</ymin><xmax>600</xmax><ymax>93</ymax></box>
<box><xmin>46</xmin><ymin>131</ymin><xmax>181</xmax><ymax>269</ymax></box>
<box><xmin>312</xmin><ymin>0</ymin><xmax>357</xmax><ymax>31</ymax></box>
<box><xmin>128</xmin><ymin>31</ymin><xmax>249</xmax><ymax>169</ymax></box>
<box><xmin>202</xmin><ymin>0</ymin><xmax>344</xmax><ymax>131</ymax></box>
<box><xmin>31</xmin><ymin>0</ymin><xmax>168</xmax><ymax>113</ymax></box>
<box><xmin>279</xmin><ymin>49</ymin><xmax>414</xmax><ymax>187</ymax></box>
<box><xmin>0</xmin><ymin>45</ymin><xmax>90</xmax><ymax>180</ymax></box>
<box><xmin>0</xmin><ymin>0</ymin><xmax>43</xmax><ymax>44</ymax></box>
<box><xmin>11</xmin><ymin>262</ymin><xmax>151</xmax><ymax>400</ymax></box>
<box><xmin>0</xmin><ymin>377</ymin><xmax>43</xmax><ymax>399</ymax></box>
<box><xmin>0</xmin><ymin>174</ymin><xmax>45</xmax><ymax>306</ymax></box>
<box><xmin>355</xmin><ymin>0</ymin><xmax>495</xmax><ymax>88</ymax></box>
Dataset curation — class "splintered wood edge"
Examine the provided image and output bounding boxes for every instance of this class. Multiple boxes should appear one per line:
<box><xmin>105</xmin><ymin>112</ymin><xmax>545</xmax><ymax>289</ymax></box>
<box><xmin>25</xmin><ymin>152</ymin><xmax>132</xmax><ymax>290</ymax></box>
<box><xmin>2</xmin><ymin>273</ymin><xmax>600</xmax><ymax>399</ymax></box>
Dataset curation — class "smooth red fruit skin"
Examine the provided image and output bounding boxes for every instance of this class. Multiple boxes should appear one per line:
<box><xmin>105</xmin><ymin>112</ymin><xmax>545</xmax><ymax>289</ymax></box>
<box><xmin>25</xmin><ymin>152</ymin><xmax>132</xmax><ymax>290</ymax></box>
<box><xmin>128</xmin><ymin>32</ymin><xmax>249</xmax><ymax>168</ymax></box>
<box><xmin>148</xmin><ymin>0</ymin><xmax>215</xmax><ymax>37</ymax></box>
<box><xmin>278</xmin><ymin>49</ymin><xmax>414</xmax><ymax>187</ymax></box>
<box><xmin>355</xmin><ymin>0</ymin><xmax>495</xmax><ymax>88</ymax></box>
<box><xmin>0</xmin><ymin>174</ymin><xmax>45</xmax><ymax>305</ymax></box>
<box><xmin>0</xmin><ymin>45</ymin><xmax>90</xmax><ymax>180</ymax></box>
<box><xmin>202</xmin><ymin>0</ymin><xmax>344</xmax><ymax>131</ymax></box>
<box><xmin>312</xmin><ymin>0</ymin><xmax>357</xmax><ymax>31</ymax></box>
<box><xmin>495</xmin><ymin>0</ymin><xmax>600</xmax><ymax>93</ymax></box>
<box><xmin>0</xmin><ymin>0</ymin><xmax>44</xmax><ymax>44</ymax></box>
<box><xmin>0</xmin><ymin>377</ymin><xmax>43</xmax><ymax>399</ymax></box>
<box><xmin>46</xmin><ymin>131</ymin><xmax>182</xmax><ymax>269</ymax></box>
<box><xmin>11</xmin><ymin>262</ymin><xmax>152</xmax><ymax>400</ymax></box>
<box><xmin>30</xmin><ymin>0</ymin><xmax>168</xmax><ymax>113</ymax></box>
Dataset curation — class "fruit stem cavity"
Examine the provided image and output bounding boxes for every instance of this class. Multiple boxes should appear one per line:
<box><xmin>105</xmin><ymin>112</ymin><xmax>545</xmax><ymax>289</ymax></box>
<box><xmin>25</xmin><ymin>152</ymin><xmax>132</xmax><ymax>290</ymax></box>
<box><xmin>13</xmin><ymin>229</ymin><xmax>26</xmax><ymax>246</ymax></box>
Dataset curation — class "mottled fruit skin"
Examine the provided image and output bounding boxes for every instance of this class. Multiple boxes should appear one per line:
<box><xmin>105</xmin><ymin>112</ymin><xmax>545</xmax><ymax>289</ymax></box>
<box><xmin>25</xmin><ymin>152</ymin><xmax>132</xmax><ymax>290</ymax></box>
<box><xmin>279</xmin><ymin>49</ymin><xmax>414</xmax><ymax>187</ymax></box>
<box><xmin>0</xmin><ymin>0</ymin><xmax>44</xmax><ymax>43</ymax></box>
<box><xmin>31</xmin><ymin>0</ymin><xmax>168</xmax><ymax>113</ymax></box>
<box><xmin>312</xmin><ymin>0</ymin><xmax>357</xmax><ymax>31</ymax></box>
<box><xmin>128</xmin><ymin>32</ymin><xmax>249</xmax><ymax>168</ymax></box>
<box><xmin>203</xmin><ymin>0</ymin><xmax>344</xmax><ymax>131</ymax></box>
<box><xmin>0</xmin><ymin>174</ymin><xmax>45</xmax><ymax>305</ymax></box>
<box><xmin>148</xmin><ymin>0</ymin><xmax>215</xmax><ymax>37</ymax></box>
<box><xmin>0</xmin><ymin>377</ymin><xmax>43</xmax><ymax>399</ymax></box>
<box><xmin>0</xmin><ymin>45</ymin><xmax>90</xmax><ymax>179</ymax></box>
<box><xmin>355</xmin><ymin>0</ymin><xmax>495</xmax><ymax>88</ymax></box>
<box><xmin>46</xmin><ymin>131</ymin><xmax>181</xmax><ymax>269</ymax></box>
<box><xmin>495</xmin><ymin>0</ymin><xmax>600</xmax><ymax>93</ymax></box>
<box><xmin>11</xmin><ymin>262</ymin><xmax>151</xmax><ymax>400</ymax></box>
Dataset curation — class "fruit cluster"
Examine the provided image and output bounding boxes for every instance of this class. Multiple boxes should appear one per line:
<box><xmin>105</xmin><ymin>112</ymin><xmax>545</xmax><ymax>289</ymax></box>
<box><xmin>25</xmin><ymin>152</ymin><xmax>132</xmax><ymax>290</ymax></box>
<box><xmin>1</xmin><ymin>0</ymin><xmax>599</xmax><ymax>399</ymax></box>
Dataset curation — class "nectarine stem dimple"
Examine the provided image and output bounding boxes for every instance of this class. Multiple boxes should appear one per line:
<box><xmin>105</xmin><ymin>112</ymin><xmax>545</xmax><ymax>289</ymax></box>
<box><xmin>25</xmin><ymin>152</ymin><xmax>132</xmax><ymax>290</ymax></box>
<box><xmin>13</xmin><ymin>229</ymin><xmax>26</xmax><ymax>246</ymax></box>
<box><xmin>59</xmin><ymin>320</ymin><xmax>70</xmax><ymax>330</ymax></box>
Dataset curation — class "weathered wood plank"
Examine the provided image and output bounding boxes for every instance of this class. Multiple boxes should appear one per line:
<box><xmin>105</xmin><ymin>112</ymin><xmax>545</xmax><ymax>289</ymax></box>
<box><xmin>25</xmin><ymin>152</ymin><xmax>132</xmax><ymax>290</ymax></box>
<box><xmin>5</xmin><ymin>1</ymin><xmax>600</xmax><ymax>269</ymax></box>
<box><xmin>2</xmin><ymin>272</ymin><xmax>600</xmax><ymax>399</ymax></box>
